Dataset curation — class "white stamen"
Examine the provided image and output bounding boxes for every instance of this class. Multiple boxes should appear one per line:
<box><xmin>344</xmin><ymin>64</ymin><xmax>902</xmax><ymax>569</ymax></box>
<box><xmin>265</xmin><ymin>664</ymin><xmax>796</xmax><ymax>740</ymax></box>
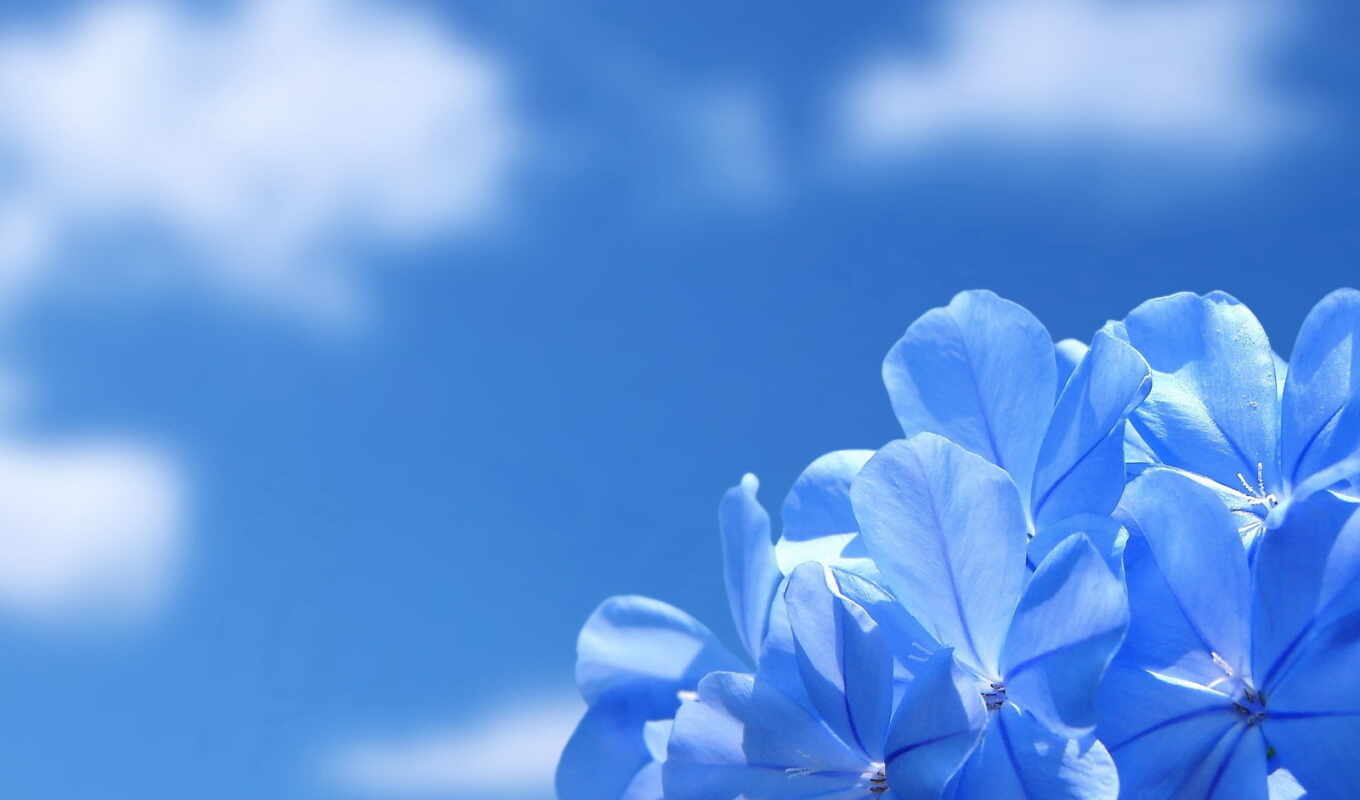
<box><xmin>1234</xmin><ymin>462</ymin><xmax>1278</xmax><ymax>509</ymax></box>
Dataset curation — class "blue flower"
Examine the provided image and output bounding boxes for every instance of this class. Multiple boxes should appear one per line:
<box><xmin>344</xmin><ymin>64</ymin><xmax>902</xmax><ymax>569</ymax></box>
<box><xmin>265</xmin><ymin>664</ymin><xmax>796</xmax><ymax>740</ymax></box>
<box><xmin>559</xmin><ymin>456</ymin><xmax>888</xmax><ymax>800</ymax></box>
<box><xmin>852</xmin><ymin>433</ymin><xmax>1128</xmax><ymax>799</ymax></box>
<box><xmin>882</xmin><ymin>290</ymin><xmax>1151</xmax><ymax>566</ymax></box>
<box><xmin>1102</xmin><ymin>469</ymin><xmax>1360</xmax><ymax>799</ymax></box>
<box><xmin>556</xmin><ymin>474</ymin><xmax>777</xmax><ymax>799</ymax></box>
<box><xmin>665</xmin><ymin>562</ymin><xmax>985</xmax><ymax>800</ymax></box>
<box><xmin>1107</xmin><ymin>289</ymin><xmax>1360</xmax><ymax>547</ymax></box>
<box><xmin>556</xmin><ymin>595</ymin><xmax>746</xmax><ymax>799</ymax></box>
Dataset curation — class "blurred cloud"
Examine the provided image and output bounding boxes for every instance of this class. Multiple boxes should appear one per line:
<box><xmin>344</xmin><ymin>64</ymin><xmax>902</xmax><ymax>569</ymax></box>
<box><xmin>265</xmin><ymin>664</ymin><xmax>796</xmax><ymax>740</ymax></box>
<box><xmin>0</xmin><ymin>0</ymin><xmax>520</xmax><ymax>324</ymax></box>
<box><xmin>836</xmin><ymin>0</ymin><xmax>1308</xmax><ymax>161</ymax></box>
<box><xmin>325</xmin><ymin>691</ymin><xmax>582</xmax><ymax>799</ymax></box>
<box><xmin>0</xmin><ymin>433</ymin><xmax>184</xmax><ymax>626</ymax></box>
<box><xmin>683</xmin><ymin>87</ymin><xmax>784</xmax><ymax>208</ymax></box>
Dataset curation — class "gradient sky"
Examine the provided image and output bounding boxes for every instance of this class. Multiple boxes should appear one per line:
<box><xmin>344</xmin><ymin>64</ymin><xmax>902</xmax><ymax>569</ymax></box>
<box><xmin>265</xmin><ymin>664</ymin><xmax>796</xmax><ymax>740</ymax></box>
<box><xmin>0</xmin><ymin>1</ymin><xmax>1357</xmax><ymax>798</ymax></box>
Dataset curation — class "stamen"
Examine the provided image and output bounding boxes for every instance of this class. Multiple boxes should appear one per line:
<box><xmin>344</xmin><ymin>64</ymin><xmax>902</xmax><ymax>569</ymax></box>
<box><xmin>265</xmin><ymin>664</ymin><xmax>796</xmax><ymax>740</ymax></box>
<box><xmin>676</xmin><ymin>689</ymin><xmax>698</xmax><ymax>703</ymax></box>
<box><xmin>1234</xmin><ymin>463</ymin><xmax>1279</xmax><ymax>509</ymax></box>
<box><xmin>863</xmin><ymin>763</ymin><xmax>889</xmax><ymax>794</ymax></box>
<box><xmin>1233</xmin><ymin>687</ymin><xmax>1267</xmax><ymax>727</ymax></box>
<box><xmin>982</xmin><ymin>682</ymin><xmax>1007</xmax><ymax>711</ymax></box>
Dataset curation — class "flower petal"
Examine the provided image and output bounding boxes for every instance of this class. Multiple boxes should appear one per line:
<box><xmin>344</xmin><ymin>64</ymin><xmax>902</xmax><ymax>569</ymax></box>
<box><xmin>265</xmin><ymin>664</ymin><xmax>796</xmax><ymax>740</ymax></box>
<box><xmin>1264</xmin><ymin>614</ymin><xmax>1360</xmax><ymax>800</ymax></box>
<box><xmin>620</xmin><ymin>760</ymin><xmax>663</xmax><ymax>800</ymax></box>
<box><xmin>774</xmin><ymin>449</ymin><xmax>876</xmax><ymax>575</ymax></box>
<box><xmin>576</xmin><ymin>595</ymin><xmax>744</xmax><ymax>712</ymax></box>
<box><xmin>1099</xmin><ymin>663</ymin><xmax>1239</xmax><ymax>797</ymax></box>
<box><xmin>1252</xmin><ymin>493</ymin><xmax>1360</xmax><ymax>693</ymax></box>
<box><xmin>1117</xmin><ymin>470</ymin><xmax>1254</xmax><ymax>684</ymax></box>
<box><xmin>721</xmin><ymin>474</ymin><xmax>782</xmax><ymax>661</ymax></box>
<box><xmin>785</xmin><ymin>562</ymin><xmax>893</xmax><ymax>762</ymax></box>
<box><xmin>852</xmin><ymin>434</ymin><xmax>1029</xmax><ymax>679</ymax></box>
<box><xmin>830</xmin><ymin>566</ymin><xmax>940</xmax><ymax>683</ymax></box>
<box><xmin>1174</xmin><ymin>724</ymin><xmax>1268</xmax><ymax>800</ymax></box>
<box><xmin>1031</xmin><ymin>328</ymin><xmax>1150</xmax><ymax>526</ymax></box>
<box><xmin>663</xmin><ymin>671</ymin><xmax>866</xmax><ymax>799</ymax></box>
<box><xmin>1028</xmin><ymin>513</ymin><xmax>1128</xmax><ymax>577</ymax></box>
<box><xmin>882</xmin><ymin>290</ymin><xmax>1056</xmax><ymax>502</ymax></box>
<box><xmin>753</xmin><ymin>580</ymin><xmax>806</xmax><ymax>709</ymax></box>
<box><xmin>1055</xmin><ymin>338</ymin><xmax>1089</xmax><ymax>392</ymax></box>
<box><xmin>951</xmin><ymin>704</ymin><xmax>1119</xmax><ymax>800</ymax></box>
<box><xmin>1001</xmin><ymin>533</ymin><xmax>1128</xmax><ymax>739</ymax></box>
<box><xmin>1266</xmin><ymin>767</ymin><xmax>1308</xmax><ymax>800</ymax></box>
<box><xmin>1114</xmin><ymin>291</ymin><xmax>1281</xmax><ymax>499</ymax></box>
<box><xmin>557</xmin><ymin>703</ymin><xmax>657</xmax><ymax>800</ymax></box>
<box><xmin>1281</xmin><ymin>288</ymin><xmax>1360</xmax><ymax>494</ymax></box>
<box><xmin>884</xmin><ymin>648</ymin><xmax>987</xmax><ymax>800</ymax></box>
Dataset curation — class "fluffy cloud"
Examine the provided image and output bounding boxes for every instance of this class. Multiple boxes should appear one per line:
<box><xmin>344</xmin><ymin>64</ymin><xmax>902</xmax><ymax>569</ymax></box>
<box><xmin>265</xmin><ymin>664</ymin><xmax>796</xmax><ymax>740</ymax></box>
<box><xmin>0</xmin><ymin>0</ymin><xmax>520</xmax><ymax>323</ymax></box>
<box><xmin>325</xmin><ymin>691</ymin><xmax>583</xmax><ymax>798</ymax></box>
<box><xmin>837</xmin><ymin>0</ymin><xmax>1306</xmax><ymax>160</ymax></box>
<box><xmin>0</xmin><ymin>434</ymin><xmax>184</xmax><ymax>625</ymax></box>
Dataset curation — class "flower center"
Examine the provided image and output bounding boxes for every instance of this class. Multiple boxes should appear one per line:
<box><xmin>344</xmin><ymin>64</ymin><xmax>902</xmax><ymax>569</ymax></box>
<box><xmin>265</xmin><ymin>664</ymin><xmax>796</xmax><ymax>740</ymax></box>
<box><xmin>1232</xmin><ymin>686</ymin><xmax>1267</xmax><ymax>727</ymax></box>
<box><xmin>863</xmin><ymin>763</ymin><xmax>889</xmax><ymax>794</ymax></box>
<box><xmin>982</xmin><ymin>681</ymin><xmax>1007</xmax><ymax>711</ymax></box>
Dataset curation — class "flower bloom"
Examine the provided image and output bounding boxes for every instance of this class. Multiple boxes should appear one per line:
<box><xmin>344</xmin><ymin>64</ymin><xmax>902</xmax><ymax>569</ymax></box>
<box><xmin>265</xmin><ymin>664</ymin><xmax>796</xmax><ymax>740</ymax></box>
<box><xmin>558</xmin><ymin>288</ymin><xmax>1360</xmax><ymax>800</ymax></box>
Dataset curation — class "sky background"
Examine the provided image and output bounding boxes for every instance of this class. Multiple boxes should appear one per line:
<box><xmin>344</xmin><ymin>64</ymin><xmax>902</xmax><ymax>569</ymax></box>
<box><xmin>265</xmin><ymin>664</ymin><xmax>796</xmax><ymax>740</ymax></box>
<box><xmin>0</xmin><ymin>0</ymin><xmax>1356</xmax><ymax>797</ymax></box>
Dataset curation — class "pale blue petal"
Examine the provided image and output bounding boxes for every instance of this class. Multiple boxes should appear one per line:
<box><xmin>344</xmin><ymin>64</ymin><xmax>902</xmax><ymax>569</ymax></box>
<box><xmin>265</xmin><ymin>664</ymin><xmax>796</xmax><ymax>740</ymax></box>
<box><xmin>1125</xmin><ymin>422</ymin><xmax>1159</xmax><ymax>466</ymax></box>
<box><xmin>1116</xmin><ymin>531</ymin><xmax>1239</xmax><ymax>689</ymax></box>
<box><xmin>620</xmin><ymin>760</ymin><xmax>663</xmax><ymax>800</ymax></box>
<box><xmin>577</xmin><ymin>595</ymin><xmax>744</xmax><ymax>712</ymax></box>
<box><xmin>642</xmin><ymin>718</ymin><xmax>671</xmax><ymax>762</ymax></box>
<box><xmin>852</xmin><ymin>433</ymin><xmax>1029</xmax><ymax>679</ymax></box>
<box><xmin>755</xmin><ymin>578</ymin><xmax>809</xmax><ymax>709</ymax></box>
<box><xmin>663</xmin><ymin>671</ymin><xmax>867</xmax><ymax>800</ymax></box>
<box><xmin>1035</xmin><ymin>429</ymin><xmax>1128</xmax><ymax>528</ymax></box>
<box><xmin>951</xmin><ymin>705</ymin><xmax>1119</xmax><ymax>800</ymax></box>
<box><xmin>775</xmin><ymin>450</ymin><xmax>876</xmax><ymax>575</ymax></box>
<box><xmin>1265</xmin><ymin>611</ymin><xmax>1360</xmax><ymax>714</ymax></box>
<box><xmin>882</xmin><ymin>290</ymin><xmax>1056</xmax><ymax>501</ymax></box>
<box><xmin>1280</xmin><ymin>288</ymin><xmax>1360</xmax><ymax>493</ymax></box>
<box><xmin>1173</xmin><ymin>724</ymin><xmax>1268</xmax><ymax>800</ymax></box>
<box><xmin>1252</xmin><ymin>494</ymin><xmax>1360</xmax><ymax>692</ymax></box>
<box><xmin>557</xmin><ymin>703</ymin><xmax>656</xmax><ymax>800</ymax></box>
<box><xmin>884</xmin><ymin>648</ymin><xmax>987</xmax><ymax>800</ymax></box>
<box><xmin>1267</xmin><ymin>455</ymin><xmax>1360</xmax><ymax>528</ymax></box>
<box><xmin>1001</xmin><ymin>533</ymin><xmax>1128</xmax><ymax>739</ymax></box>
<box><xmin>1262</xmin><ymin>612</ymin><xmax>1360</xmax><ymax>800</ymax></box>
<box><xmin>1267</xmin><ymin>767</ymin><xmax>1309</xmax><ymax>800</ymax></box>
<box><xmin>830</xmin><ymin>567</ymin><xmax>940</xmax><ymax>684</ymax></box>
<box><xmin>1118</xmin><ymin>470</ymin><xmax>1254</xmax><ymax>683</ymax></box>
<box><xmin>1115</xmin><ymin>291</ymin><xmax>1281</xmax><ymax>498</ymax></box>
<box><xmin>1055</xmin><ymin>338</ymin><xmax>1089</xmax><ymax>392</ymax></box>
<box><xmin>1028</xmin><ymin>513</ymin><xmax>1128</xmax><ymax>576</ymax></box>
<box><xmin>1274</xmin><ymin>351</ymin><xmax>1290</xmax><ymax>401</ymax></box>
<box><xmin>785</xmin><ymin>562</ymin><xmax>893</xmax><ymax>761</ymax></box>
<box><xmin>1031</xmin><ymin>329</ymin><xmax>1151</xmax><ymax>526</ymax></box>
<box><xmin>720</xmin><ymin>474</ymin><xmax>781</xmax><ymax>661</ymax></box>
<box><xmin>1099</xmin><ymin>663</ymin><xmax>1238</xmax><ymax>797</ymax></box>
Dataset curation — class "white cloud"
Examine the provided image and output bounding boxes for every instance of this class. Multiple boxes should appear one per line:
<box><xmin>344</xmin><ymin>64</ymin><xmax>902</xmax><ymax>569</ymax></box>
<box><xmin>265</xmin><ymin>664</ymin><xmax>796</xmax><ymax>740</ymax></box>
<box><xmin>683</xmin><ymin>87</ymin><xmax>784</xmax><ymax>207</ymax></box>
<box><xmin>0</xmin><ymin>0</ymin><xmax>520</xmax><ymax>323</ymax></box>
<box><xmin>325</xmin><ymin>691</ymin><xmax>583</xmax><ymax>798</ymax></box>
<box><xmin>837</xmin><ymin>0</ymin><xmax>1306</xmax><ymax>160</ymax></box>
<box><xmin>0</xmin><ymin>434</ymin><xmax>184</xmax><ymax>625</ymax></box>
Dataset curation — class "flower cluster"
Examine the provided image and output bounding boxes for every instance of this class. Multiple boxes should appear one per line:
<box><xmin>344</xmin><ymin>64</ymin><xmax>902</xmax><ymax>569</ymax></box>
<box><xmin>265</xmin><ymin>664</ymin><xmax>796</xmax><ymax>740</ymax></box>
<box><xmin>556</xmin><ymin>289</ymin><xmax>1360</xmax><ymax>800</ymax></box>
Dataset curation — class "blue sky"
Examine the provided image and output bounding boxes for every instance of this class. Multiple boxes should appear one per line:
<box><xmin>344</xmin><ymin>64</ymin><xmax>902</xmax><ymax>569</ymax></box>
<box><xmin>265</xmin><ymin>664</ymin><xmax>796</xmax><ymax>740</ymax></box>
<box><xmin>0</xmin><ymin>0</ymin><xmax>1356</xmax><ymax>797</ymax></box>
